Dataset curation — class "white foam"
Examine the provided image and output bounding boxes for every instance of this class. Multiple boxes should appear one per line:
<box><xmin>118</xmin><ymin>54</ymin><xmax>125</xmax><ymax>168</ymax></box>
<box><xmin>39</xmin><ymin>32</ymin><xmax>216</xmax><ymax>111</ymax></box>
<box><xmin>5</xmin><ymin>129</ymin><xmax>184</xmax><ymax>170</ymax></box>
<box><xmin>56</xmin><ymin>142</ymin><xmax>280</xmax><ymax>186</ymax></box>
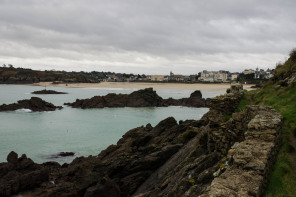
<box><xmin>16</xmin><ymin>108</ymin><xmax>32</xmax><ymax>112</ymax></box>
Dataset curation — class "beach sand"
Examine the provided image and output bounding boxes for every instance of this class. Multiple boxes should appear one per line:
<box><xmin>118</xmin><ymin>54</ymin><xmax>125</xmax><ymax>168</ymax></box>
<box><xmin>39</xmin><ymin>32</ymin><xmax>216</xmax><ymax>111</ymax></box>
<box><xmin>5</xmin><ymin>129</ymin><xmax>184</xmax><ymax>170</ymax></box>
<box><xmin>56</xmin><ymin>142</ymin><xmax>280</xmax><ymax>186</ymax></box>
<box><xmin>32</xmin><ymin>82</ymin><xmax>254</xmax><ymax>92</ymax></box>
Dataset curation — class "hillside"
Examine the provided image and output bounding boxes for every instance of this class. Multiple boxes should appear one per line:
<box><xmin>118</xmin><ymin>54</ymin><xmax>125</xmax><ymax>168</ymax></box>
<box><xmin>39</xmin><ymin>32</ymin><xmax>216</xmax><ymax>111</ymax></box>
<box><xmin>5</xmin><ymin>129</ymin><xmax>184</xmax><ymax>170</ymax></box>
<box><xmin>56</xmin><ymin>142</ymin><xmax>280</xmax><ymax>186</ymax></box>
<box><xmin>241</xmin><ymin>49</ymin><xmax>296</xmax><ymax>196</ymax></box>
<box><xmin>0</xmin><ymin>66</ymin><xmax>99</xmax><ymax>84</ymax></box>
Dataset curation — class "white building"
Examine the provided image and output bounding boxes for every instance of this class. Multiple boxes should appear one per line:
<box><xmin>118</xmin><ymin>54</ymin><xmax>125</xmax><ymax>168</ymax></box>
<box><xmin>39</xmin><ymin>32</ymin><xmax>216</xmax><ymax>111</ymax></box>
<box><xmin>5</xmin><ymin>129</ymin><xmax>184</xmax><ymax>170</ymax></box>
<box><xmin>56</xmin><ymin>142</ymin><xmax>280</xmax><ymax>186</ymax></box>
<box><xmin>231</xmin><ymin>73</ymin><xmax>239</xmax><ymax>81</ymax></box>
<box><xmin>151</xmin><ymin>75</ymin><xmax>165</xmax><ymax>81</ymax></box>
<box><xmin>243</xmin><ymin>69</ymin><xmax>255</xmax><ymax>75</ymax></box>
<box><xmin>199</xmin><ymin>70</ymin><xmax>229</xmax><ymax>82</ymax></box>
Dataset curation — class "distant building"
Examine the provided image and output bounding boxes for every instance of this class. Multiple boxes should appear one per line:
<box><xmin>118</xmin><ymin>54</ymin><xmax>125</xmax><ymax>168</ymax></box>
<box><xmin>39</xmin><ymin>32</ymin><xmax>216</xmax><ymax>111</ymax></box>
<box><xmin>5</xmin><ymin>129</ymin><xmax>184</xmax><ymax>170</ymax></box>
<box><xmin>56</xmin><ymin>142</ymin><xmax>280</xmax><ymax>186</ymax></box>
<box><xmin>106</xmin><ymin>74</ymin><xmax>118</xmax><ymax>81</ymax></box>
<box><xmin>231</xmin><ymin>73</ymin><xmax>239</xmax><ymax>81</ymax></box>
<box><xmin>169</xmin><ymin>71</ymin><xmax>188</xmax><ymax>82</ymax></box>
<box><xmin>151</xmin><ymin>75</ymin><xmax>165</xmax><ymax>81</ymax></box>
<box><xmin>199</xmin><ymin>70</ymin><xmax>229</xmax><ymax>82</ymax></box>
<box><xmin>243</xmin><ymin>69</ymin><xmax>255</xmax><ymax>75</ymax></box>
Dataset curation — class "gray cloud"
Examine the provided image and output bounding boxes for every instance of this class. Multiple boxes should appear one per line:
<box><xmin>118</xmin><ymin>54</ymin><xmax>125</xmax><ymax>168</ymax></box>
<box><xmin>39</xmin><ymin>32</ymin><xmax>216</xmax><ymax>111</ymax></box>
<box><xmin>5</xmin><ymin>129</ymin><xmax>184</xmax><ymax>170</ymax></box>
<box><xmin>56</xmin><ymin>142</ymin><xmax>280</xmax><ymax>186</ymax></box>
<box><xmin>0</xmin><ymin>0</ymin><xmax>295</xmax><ymax>74</ymax></box>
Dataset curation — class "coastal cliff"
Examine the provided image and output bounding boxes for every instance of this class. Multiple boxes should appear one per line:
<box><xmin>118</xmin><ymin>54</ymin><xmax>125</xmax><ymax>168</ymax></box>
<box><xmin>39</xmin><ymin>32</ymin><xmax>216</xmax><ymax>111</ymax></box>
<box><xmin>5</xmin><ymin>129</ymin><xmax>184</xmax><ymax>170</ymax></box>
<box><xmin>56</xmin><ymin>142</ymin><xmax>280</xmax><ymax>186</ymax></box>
<box><xmin>0</xmin><ymin>84</ymin><xmax>283</xmax><ymax>196</ymax></box>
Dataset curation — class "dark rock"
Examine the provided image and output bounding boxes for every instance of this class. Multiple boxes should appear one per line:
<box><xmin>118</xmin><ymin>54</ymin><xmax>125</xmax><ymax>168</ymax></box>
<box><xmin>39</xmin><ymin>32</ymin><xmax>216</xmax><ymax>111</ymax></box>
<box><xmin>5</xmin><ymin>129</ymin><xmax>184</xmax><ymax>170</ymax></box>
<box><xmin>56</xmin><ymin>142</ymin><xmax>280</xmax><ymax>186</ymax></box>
<box><xmin>65</xmin><ymin>88</ymin><xmax>207</xmax><ymax>108</ymax></box>
<box><xmin>58</xmin><ymin>152</ymin><xmax>75</xmax><ymax>157</ymax></box>
<box><xmin>0</xmin><ymin>97</ymin><xmax>63</xmax><ymax>112</ymax></box>
<box><xmin>84</xmin><ymin>178</ymin><xmax>121</xmax><ymax>197</ymax></box>
<box><xmin>7</xmin><ymin>151</ymin><xmax>18</xmax><ymax>164</ymax></box>
<box><xmin>49</xmin><ymin>152</ymin><xmax>75</xmax><ymax>158</ymax></box>
<box><xmin>190</xmin><ymin>90</ymin><xmax>202</xmax><ymax>98</ymax></box>
<box><xmin>32</xmin><ymin>89</ymin><xmax>68</xmax><ymax>94</ymax></box>
<box><xmin>0</xmin><ymin>85</ymin><xmax>281</xmax><ymax>197</ymax></box>
<box><xmin>0</xmin><ymin>152</ymin><xmax>49</xmax><ymax>196</ymax></box>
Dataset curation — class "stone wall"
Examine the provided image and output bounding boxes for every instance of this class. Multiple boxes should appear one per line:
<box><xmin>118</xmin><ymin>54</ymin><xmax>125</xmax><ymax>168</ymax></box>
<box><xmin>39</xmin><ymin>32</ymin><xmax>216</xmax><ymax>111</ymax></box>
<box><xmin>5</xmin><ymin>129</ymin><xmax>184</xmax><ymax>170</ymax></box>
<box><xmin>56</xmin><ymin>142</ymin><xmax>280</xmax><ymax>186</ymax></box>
<box><xmin>200</xmin><ymin>106</ymin><xmax>282</xmax><ymax>196</ymax></box>
<box><xmin>209</xmin><ymin>84</ymin><xmax>243</xmax><ymax>115</ymax></box>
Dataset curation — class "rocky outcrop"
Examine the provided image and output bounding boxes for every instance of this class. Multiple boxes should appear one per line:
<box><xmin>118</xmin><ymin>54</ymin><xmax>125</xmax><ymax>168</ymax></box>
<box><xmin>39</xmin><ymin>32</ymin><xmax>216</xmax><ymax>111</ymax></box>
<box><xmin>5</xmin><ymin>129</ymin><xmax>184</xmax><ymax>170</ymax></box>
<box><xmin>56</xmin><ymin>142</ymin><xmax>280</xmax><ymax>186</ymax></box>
<box><xmin>0</xmin><ymin>97</ymin><xmax>63</xmax><ymax>112</ymax></box>
<box><xmin>200</xmin><ymin>106</ymin><xmax>282</xmax><ymax>196</ymax></box>
<box><xmin>0</xmin><ymin>85</ymin><xmax>283</xmax><ymax>196</ymax></box>
<box><xmin>208</xmin><ymin>84</ymin><xmax>243</xmax><ymax>115</ymax></box>
<box><xmin>0</xmin><ymin>152</ymin><xmax>49</xmax><ymax>197</ymax></box>
<box><xmin>32</xmin><ymin>89</ymin><xmax>67</xmax><ymax>94</ymax></box>
<box><xmin>65</xmin><ymin>88</ymin><xmax>207</xmax><ymax>108</ymax></box>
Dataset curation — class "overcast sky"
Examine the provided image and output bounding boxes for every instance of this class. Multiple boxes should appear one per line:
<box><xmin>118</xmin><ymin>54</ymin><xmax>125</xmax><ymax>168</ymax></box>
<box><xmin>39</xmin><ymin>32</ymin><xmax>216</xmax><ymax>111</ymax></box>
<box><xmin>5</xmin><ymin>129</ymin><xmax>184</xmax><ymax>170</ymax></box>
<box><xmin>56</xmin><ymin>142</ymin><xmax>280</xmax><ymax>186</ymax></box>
<box><xmin>0</xmin><ymin>0</ymin><xmax>295</xmax><ymax>74</ymax></box>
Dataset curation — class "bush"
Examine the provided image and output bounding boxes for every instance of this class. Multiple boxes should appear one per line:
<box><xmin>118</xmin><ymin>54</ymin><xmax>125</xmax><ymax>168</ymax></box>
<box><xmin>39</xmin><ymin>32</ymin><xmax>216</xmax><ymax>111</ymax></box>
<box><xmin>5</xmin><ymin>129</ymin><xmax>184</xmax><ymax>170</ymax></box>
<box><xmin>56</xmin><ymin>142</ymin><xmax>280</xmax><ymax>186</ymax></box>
<box><xmin>289</xmin><ymin>48</ymin><xmax>296</xmax><ymax>61</ymax></box>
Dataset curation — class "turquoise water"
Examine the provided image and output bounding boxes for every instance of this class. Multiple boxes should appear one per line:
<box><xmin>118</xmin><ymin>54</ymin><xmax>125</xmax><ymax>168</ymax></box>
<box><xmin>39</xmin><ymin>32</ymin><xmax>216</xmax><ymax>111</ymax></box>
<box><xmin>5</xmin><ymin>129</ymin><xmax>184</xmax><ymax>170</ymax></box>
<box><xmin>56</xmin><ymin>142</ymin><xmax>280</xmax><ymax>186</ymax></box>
<box><xmin>0</xmin><ymin>85</ymin><xmax>218</xmax><ymax>164</ymax></box>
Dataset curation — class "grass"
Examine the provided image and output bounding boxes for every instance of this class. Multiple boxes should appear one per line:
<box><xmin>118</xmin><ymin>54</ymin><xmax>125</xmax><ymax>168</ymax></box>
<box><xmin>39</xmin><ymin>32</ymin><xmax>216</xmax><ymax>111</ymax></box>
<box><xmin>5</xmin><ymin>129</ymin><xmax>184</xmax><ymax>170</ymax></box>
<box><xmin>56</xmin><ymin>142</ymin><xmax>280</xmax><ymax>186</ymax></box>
<box><xmin>235</xmin><ymin>92</ymin><xmax>250</xmax><ymax>112</ymax></box>
<box><xmin>235</xmin><ymin>50</ymin><xmax>296</xmax><ymax>196</ymax></box>
<box><xmin>241</xmin><ymin>84</ymin><xmax>296</xmax><ymax>196</ymax></box>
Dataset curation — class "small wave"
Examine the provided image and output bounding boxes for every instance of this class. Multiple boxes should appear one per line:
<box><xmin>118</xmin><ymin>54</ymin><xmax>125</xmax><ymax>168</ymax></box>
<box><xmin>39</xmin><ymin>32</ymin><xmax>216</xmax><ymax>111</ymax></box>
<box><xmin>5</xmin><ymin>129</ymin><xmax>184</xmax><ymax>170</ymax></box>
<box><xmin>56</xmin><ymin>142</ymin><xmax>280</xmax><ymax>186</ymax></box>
<box><xmin>16</xmin><ymin>108</ymin><xmax>32</xmax><ymax>112</ymax></box>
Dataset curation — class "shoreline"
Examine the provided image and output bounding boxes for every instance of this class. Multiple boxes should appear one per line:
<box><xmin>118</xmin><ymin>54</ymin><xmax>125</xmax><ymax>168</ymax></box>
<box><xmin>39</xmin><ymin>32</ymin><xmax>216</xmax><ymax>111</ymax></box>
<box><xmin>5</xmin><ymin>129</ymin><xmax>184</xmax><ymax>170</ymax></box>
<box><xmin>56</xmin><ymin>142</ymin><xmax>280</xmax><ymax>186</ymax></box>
<box><xmin>29</xmin><ymin>81</ymin><xmax>254</xmax><ymax>91</ymax></box>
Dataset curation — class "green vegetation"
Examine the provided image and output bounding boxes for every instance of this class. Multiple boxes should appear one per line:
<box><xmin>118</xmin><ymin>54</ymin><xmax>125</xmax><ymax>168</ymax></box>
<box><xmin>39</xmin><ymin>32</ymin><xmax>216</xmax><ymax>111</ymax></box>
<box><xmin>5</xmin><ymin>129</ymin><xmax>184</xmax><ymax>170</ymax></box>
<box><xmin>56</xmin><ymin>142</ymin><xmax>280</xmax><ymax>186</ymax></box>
<box><xmin>235</xmin><ymin>93</ymin><xmax>250</xmax><ymax>112</ymax></box>
<box><xmin>253</xmin><ymin>85</ymin><xmax>296</xmax><ymax>196</ymax></box>
<box><xmin>237</xmin><ymin>49</ymin><xmax>296</xmax><ymax>196</ymax></box>
<box><xmin>0</xmin><ymin>66</ymin><xmax>99</xmax><ymax>84</ymax></box>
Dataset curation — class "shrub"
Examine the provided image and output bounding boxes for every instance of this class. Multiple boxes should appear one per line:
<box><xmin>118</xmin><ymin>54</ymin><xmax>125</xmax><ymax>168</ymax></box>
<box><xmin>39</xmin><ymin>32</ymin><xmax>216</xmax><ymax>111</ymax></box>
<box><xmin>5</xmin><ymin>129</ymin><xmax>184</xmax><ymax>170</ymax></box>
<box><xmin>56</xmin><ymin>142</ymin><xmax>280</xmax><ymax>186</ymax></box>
<box><xmin>289</xmin><ymin>48</ymin><xmax>296</xmax><ymax>61</ymax></box>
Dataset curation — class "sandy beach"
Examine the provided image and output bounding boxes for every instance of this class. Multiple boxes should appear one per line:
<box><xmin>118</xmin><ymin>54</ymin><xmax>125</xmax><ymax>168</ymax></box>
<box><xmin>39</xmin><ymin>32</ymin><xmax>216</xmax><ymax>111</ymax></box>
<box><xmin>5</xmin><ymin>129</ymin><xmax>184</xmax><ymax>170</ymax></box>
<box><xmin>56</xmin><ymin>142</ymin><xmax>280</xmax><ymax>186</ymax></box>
<box><xmin>31</xmin><ymin>81</ymin><xmax>254</xmax><ymax>93</ymax></box>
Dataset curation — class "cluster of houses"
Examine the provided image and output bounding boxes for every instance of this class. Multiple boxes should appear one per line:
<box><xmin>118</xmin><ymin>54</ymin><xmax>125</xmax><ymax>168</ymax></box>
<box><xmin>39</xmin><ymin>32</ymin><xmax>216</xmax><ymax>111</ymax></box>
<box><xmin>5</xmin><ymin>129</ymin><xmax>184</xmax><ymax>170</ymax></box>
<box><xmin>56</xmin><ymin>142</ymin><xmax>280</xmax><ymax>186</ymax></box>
<box><xmin>93</xmin><ymin>68</ymin><xmax>274</xmax><ymax>83</ymax></box>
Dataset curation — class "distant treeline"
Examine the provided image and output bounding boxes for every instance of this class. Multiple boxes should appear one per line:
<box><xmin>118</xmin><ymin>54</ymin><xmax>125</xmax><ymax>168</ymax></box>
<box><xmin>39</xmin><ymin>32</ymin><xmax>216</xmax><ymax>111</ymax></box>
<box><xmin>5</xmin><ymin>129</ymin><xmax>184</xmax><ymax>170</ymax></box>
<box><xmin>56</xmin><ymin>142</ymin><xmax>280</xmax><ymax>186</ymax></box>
<box><xmin>0</xmin><ymin>66</ymin><xmax>99</xmax><ymax>84</ymax></box>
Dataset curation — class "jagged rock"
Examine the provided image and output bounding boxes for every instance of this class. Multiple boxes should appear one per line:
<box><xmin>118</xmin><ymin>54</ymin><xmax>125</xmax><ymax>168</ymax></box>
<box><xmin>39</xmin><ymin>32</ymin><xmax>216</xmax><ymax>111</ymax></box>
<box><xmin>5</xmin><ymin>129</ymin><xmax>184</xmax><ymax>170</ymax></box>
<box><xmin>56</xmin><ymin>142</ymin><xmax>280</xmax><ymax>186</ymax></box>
<box><xmin>64</xmin><ymin>88</ymin><xmax>207</xmax><ymax>108</ymax></box>
<box><xmin>200</xmin><ymin>106</ymin><xmax>282</xmax><ymax>197</ymax></box>
<box><xmin>226</xmin><ymin>83</ymin><xmax>243</xmax><ymax>94</ymax></box>
<box><xmin>7</xmin><ymin>151</ymin><xmax>18</xmax><ymax>164</ymax></box>
<box><xmin>0</xmin><ymin>152</ymin><xmax>49</xmax><ymax>196</ymax></box>
<box><xmin>84</xmin><ymin>177</ymin><xmax>121</xmax><ymax>197</ymax></box>
<box><xmin>208</xmin><ymin>93</ymin><xmax>243</xmax><ymax>115</ymax></box>
<box><xmin>0</xmin><ymin>97</ymin><xmax>63</xmax><ymax>112</ymax></box>
<box><xmin>0</xmin><ymin>86</ymin><xmax>282</xmax><ymax>197</ymax></box>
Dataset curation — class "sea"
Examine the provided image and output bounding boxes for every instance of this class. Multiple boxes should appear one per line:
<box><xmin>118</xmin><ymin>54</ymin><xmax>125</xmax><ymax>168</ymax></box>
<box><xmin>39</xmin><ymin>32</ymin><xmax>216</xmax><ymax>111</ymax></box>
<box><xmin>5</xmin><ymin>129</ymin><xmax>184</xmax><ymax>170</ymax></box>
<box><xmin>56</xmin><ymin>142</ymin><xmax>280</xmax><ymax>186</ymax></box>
<box><xmin>0</xmin><ymin>84</ymin><xmax>225</xmax><ymax>164</ymax></box>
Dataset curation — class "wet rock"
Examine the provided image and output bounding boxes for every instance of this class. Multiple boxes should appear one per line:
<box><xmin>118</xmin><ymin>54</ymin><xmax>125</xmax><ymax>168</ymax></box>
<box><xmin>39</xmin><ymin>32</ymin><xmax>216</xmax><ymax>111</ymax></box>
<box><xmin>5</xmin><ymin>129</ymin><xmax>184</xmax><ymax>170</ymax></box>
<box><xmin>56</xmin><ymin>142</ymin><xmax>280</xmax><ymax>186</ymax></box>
<box><xmin>58</xmin><ymin>152</ymin><xmax>75</xmax><ymax>157</ymax></box>
<box><xmin>32</xmin><ymin>89</ymin><xmax>68</xmax><ymax>94</ymax></box>
<box><xmin>48</xmin><ymin>152</ymin><xmax>75</xmax><ymax>159</ymax></box>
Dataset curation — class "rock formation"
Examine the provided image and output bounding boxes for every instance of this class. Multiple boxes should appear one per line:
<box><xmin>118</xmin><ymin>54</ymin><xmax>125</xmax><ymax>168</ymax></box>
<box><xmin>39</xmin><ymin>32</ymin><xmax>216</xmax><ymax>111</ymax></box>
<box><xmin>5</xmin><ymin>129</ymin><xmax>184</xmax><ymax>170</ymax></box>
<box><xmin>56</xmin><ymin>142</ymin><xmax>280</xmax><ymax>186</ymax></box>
<box><xmin>48</xmin><ymin>152</ymin><xmax>75</xmax><ymax>159</ymax></box>
<box><xmin>0</xmin><ymin>84</ymin><xmax>283</xmax><ymax>196</ymax></box>
<box><xmin>65</xmin><ymin>88</ymin><xmax>208</xmax><ymax>108</ymax></box>
<box><xmin>0</xmin><ymin>97</ymin><xmax>63</xmax><ymax>112</ymax></box>
<box><xmin>0</xmin><ymin>152</ymin><xmax>49</xmax><ymax>196</ymax></box>
<box><xmin>200</xmin><ymin>106</ymin><xmax>282</xmax><ymax>196</ymax></box>
<box><xmin>32</xmin><ymin>89</ymin><xmax>67</xmax><ymax>94</ymax></box>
